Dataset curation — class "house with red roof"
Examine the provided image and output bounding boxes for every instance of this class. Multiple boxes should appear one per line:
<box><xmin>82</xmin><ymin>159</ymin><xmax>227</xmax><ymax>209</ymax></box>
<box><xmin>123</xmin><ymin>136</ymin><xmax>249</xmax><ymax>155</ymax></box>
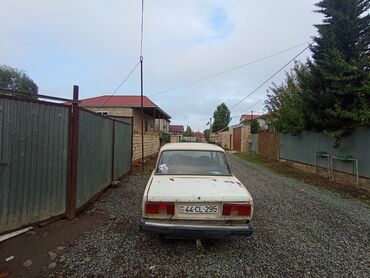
<box><xmin>77</xmin><ymin>95</ymin><xmax>171</xmax><ymax>161</ymax></box>
<box><xmin>193</xmin><ymin>131</ymin><xmax>206</xmax><ymax>142</ymax></box>
<box><xmin>169</xmin><ymin>125</ymin><xmax>184</xmax><ymax>135</ymax></box>
<box><xmin>169</xmin><ymin>125</ymin><xmax>184</xmax><ymax>143</ymax></box>
<box><xmin>240</xmin><ymin>114</ymin><xmax>267</xmax><ymax>130</ymax></box>
<box><xmin>77</xmin><ymin>95</ymin><xmax>171</xmax><ymax>134</ymax></box>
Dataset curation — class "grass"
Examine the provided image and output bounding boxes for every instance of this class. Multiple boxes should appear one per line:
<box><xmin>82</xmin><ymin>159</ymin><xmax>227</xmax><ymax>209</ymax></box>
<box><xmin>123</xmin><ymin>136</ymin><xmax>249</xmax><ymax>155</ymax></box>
<box><xmin>235</xmin><ymin>152</ymin><xmax>266</xmax><ymax>165</ymax></box>
<box><xmin>236</xmin><ymin>152</ymin><xmax>370</xmax><ymax>205</ymax></box>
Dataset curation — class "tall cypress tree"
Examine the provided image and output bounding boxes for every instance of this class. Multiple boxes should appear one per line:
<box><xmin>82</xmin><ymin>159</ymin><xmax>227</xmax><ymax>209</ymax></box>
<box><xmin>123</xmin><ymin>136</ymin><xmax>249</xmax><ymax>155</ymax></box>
<box><xmin>300</xmin><ymin>0</ymin><xmax>370</xmax><ymax>142</ymax></box>
<box><xmin>212</xmin><ymin>103</ymin><xmax>231</xmax><ymax>132</ymax></box>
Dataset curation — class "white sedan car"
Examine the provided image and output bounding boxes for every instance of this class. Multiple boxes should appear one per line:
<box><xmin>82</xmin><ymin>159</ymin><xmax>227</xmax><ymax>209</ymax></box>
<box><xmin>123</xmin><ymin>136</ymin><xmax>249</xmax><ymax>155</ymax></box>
<box><xmin>140</xmin><ymin>143</ymin><xmax>254</xmax><ymax>238</ymax></box>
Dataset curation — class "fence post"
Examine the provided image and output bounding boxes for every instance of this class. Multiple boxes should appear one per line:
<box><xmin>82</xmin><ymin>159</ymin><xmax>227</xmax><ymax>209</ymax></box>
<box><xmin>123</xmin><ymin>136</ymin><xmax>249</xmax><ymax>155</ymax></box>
<box><xmin>130</xmin><ymin>117</ymin><xmax>134</xmax><ymax>171</ymax></box>
<box><xmin>111</xmin><ymin>121</ymin><xmax>115</xmax><ymax>181</ymax></box>
<box><xmin>276</xmin><ymin>132</ymin><xmax>280</xmax><ymax>160</ymax></box>
<box><xmin>66</xmin><ymin>85</ymin><xmax>79</xmax><ymax>219</ymax></box>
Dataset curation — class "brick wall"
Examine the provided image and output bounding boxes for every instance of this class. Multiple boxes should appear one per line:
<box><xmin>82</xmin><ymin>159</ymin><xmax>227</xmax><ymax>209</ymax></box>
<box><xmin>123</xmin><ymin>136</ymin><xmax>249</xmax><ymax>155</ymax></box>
<box><xmin>132</xmin><ymin>109</ymin><xmax>155</xmax><ymax>133</ymax></box>
<box><xmin>132</xmin><ymin>132</ymin><xmax>160</xmax><ymax>161</ymax></box>
<box><xmin>211</xmin><ymin>124</ymin><xmax>251</xmax><ymax>152</ymax></box>
<box><xmin>241</xmin><ymin>125</ymin><xmax>251</xmax><ymax>153</ymax></box>
<box><xmin>220</xmin><ymin>130</ymin><xmax>232</xmax><ymax>150</ymax></box>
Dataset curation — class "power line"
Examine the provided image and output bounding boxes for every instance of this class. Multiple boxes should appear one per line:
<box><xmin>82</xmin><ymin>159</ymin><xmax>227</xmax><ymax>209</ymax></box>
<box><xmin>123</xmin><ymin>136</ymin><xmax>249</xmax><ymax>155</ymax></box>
<box><xmin>231</xmin><ymin>99</ymin><xmax>266</xmax><ymax>118</ymax></box>
<box><xmin>101</xmin><ymin>61</ymin><xmax>140</xmax><ymax>106</ymax></box>
<box><xmin>228</xmin><ymin>43</ymin><xmax>312</xmax><ymax>111</ymax></box>
<box><xmin>208</xmin><ymin>42</ymin><xmax>312</xmax><ymax>127</ymax></box>
<box><xmin>149</xmin><ymin>42</ymin><xmax>310</xmax><ymax>98</ymax></box>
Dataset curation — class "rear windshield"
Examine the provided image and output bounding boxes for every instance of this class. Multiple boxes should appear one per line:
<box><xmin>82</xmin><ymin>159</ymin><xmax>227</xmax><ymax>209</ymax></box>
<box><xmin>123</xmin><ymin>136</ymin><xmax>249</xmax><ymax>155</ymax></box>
<box><xmin>156</xmin><ymin>150</ymin><xmax>231</xmax><ymax>175</ymax></box>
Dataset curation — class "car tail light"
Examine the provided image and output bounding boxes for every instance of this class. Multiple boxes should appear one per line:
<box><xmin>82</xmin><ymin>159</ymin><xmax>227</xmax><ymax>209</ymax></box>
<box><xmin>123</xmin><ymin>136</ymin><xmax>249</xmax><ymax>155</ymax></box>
<box><xmin>145</xmin><ymin>202</ymin><xmax>174</xmax><ymax>216</ymax></box>
<box><xmin>222</xmin><ymin>203</ymin><xmax>251</xmax><ymax>217</ymax></box>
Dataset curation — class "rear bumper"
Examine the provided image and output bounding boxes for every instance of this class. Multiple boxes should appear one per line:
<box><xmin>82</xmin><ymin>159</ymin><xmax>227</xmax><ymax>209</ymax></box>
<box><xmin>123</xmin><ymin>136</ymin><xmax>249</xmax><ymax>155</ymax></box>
<box><xmin>140</xmin><ymin>219</ymin><xmax>254</xmax><ymax>238</ymax></box>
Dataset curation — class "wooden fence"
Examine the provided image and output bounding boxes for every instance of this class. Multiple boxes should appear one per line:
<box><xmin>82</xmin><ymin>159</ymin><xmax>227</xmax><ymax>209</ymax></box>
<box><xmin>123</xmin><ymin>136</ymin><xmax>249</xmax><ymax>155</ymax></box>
<box><xmin>257</xmin><ymin>131</ymin><xmax>280</xmax><ymax>160</ymax></box>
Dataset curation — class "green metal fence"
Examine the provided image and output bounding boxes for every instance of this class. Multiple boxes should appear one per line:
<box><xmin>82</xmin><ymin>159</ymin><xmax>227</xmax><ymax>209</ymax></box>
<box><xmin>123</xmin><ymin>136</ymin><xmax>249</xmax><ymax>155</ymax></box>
<box><xmin>280</xmin><ymin>128</ymin><xmax>370</xmax><ymax>178</ymax></box>
<box><xmin>0</xmin><ymin>92</ymin><xmax>133</xmax><ymax>234</ymax></box>
<box><xmin>251</xmin><ymin>134</ymin><xmax>258</xmax><ymax>153</ymax></box>
<box><xmin>76</xmin><ymin>109</ymin><xmax>114</xmax><ymax>208</ymax></box>
<box><xmin>114</xmin><ymin>121</ymin><xmax>132</xmax><ymax>179</ymax></box>
<box><xmin>0</xmin><ymin>97</ymin><xmax>70</xmax><ymax>233</ymax></box>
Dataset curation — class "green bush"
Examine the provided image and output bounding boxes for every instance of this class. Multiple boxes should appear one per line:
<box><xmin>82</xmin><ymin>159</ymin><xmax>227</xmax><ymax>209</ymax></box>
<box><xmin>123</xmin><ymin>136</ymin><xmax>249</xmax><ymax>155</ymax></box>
<box><xmin>160</xmin><ymin>133</ymin><xmax>171</xmax><ymax>144</ymax></box>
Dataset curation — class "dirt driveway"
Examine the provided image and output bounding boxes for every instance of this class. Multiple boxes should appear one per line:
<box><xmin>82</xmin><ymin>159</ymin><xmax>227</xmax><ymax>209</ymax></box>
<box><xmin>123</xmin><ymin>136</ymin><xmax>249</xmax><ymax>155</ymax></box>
<box><xmin>3</xmin><ymin>153</ymin><xmax>369</xmax><ymax>277</ymax></box>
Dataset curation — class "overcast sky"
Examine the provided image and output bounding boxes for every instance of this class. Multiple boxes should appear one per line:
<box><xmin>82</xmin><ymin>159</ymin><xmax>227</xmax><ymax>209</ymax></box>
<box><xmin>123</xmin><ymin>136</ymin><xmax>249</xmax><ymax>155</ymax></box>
<box><xmin>0</xmin><ymin>0</ymin><xmax>322</xmax><ymax>131</ymax></box>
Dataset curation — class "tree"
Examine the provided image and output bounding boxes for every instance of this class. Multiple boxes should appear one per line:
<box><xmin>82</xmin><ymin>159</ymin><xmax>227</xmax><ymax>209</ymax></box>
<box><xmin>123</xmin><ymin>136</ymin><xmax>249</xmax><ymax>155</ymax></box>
<box><xmin>251</xmin><ymin>119</ymin><xmax>260</xmax><ymax>134</ymax></box>
<box><xmin>0</xmin><ymin>65</ymin><xmax>38</xmax><ymax>95</ymax></box>
<box><xmin>300</xmin><ymin>0</ymin><xmax>370</xmax><ymax>142</ymax></box>
<box><xmin>160</xmin><ymin>133</ymin><xmax>170</xmax><ymax>144</ymax></box>
<box><xmin>203</xmin><ymin>129</ymin><xmax>210</xmax><ymax>142</ymax></box>
<box><xmin>265</xmin><ymin>62</ymin><xmax>309</xmax><ymax>135</ymax></box>
<box><xmin>212</xmin><ymin>103</ymin><xmax>231</xmax><ymax>132</ymax></box>
<box><xmin>184</xmin><ymin>126</ymin><xmax>193</xmax><ymax>137</ymax></box>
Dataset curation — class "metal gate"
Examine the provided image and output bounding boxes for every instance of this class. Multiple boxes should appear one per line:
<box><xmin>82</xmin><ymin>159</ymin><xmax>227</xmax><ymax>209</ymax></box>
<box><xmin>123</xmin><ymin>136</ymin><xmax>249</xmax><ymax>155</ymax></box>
<box><xmin>233</xmin><ymin>127</ymin><xmax>241</xmax><ymax>152</ymax></box>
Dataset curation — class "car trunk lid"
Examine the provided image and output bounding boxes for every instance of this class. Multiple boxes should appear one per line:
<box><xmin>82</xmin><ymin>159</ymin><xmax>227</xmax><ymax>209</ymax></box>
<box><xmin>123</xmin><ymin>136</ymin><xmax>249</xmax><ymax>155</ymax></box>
<box><xmin>147</xmin><ymin>175</ymin><xmax>251</xmax><ymax>203</ymax></box>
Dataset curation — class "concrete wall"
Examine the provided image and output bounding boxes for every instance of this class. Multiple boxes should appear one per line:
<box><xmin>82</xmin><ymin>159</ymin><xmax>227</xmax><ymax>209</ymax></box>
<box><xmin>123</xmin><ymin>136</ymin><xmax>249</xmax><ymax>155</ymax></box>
<box><xmin>132</xmin><ymin>132</ymin><xmax>160</xmax><ymax>161</ymax></box>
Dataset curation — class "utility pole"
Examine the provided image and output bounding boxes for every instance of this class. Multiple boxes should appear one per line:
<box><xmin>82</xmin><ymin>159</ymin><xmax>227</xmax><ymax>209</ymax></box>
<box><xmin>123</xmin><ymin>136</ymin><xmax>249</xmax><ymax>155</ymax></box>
<box><xmin>139</xmin><ymin>0</ymin><xmax>145</xmax><ymax>172</ymax></box>
<box><xmin>140</xmin><ymin>56</ymin><xmax>144</xmax><ymax>171</ymax></box>
<box><xmin>209</xmin><ymin>117</ymin><xmax>212</xmax><ymax>142</ymax></box>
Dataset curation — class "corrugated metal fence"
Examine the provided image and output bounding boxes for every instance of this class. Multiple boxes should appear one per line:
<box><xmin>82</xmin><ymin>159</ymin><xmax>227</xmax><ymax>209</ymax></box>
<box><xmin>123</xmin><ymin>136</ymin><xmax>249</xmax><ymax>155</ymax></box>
<box><xmin>251</xmin><ymin>134</ymin><xmax>258</xmax><ymax>153</ymax></box>
<box><xmin>76</xmin><ymin>109</ymin><xmax>132</xmax><ymax>208</ymax></box>
<box><xmin>280</xmin><ymin>128</ymin><xmax>370</xmax><ymax>178</ymax></box>
<box><xmin>0</xmin><ymin>97</ymin><xmax>69</xmax><ymax>233</ymax></box>
<box><xmin>0</xmin><ymin>93</ymin><xmax>132</xmax><ymax>234</ymax></box>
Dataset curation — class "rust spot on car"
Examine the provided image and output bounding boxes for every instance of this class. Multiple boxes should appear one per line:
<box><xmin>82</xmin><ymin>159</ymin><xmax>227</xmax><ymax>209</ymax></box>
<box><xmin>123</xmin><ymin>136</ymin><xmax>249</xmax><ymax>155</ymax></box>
<box><xmin>169</xmin><ymin>178</ymin><xmax>174</xmax><ymax>182</ymax></box>
<box><xmin>224</xmin><ymin>181</ymin><xmax>235</xmax><ymax>184</ymax></box>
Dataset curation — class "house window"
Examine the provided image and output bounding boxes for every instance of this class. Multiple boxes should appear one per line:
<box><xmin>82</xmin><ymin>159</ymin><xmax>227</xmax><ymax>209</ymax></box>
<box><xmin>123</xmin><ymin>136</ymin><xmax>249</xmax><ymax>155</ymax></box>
<box><xmin>97</xmin><ymin>111</ymin><xmax>109</xmax><ymax>116</ymax></box>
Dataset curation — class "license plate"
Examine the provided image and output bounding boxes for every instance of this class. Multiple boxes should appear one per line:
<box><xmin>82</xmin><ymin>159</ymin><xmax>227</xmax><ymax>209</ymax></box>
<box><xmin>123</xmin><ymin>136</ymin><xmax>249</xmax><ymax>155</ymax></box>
<box><xmin>178</xmin><ymin>204</ymin><xmax>219</xmax><ymax>214</ymax></box>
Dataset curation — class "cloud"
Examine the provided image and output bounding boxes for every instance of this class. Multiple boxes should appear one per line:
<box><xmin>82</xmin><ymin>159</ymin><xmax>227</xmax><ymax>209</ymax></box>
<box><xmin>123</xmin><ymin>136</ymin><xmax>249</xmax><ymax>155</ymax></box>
<box><xmin>0</xmin><ymin>0</ymin><xmax>322</xmax><ymax>130</ymax></box>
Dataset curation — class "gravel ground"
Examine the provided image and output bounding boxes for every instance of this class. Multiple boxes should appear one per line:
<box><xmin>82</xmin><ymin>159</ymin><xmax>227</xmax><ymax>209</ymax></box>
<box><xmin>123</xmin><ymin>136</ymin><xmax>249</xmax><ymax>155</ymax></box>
<box><xmin>53</xmin><ymin>153</ymin><xmax>370</xmax><ymax>277</ymax></box>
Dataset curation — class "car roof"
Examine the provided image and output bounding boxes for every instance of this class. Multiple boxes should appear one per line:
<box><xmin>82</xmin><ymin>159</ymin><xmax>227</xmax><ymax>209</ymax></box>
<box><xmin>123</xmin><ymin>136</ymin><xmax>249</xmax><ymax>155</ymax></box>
<box><xmin>160</xmin><ymin>143</ymin><xmax>225</xmax><ymax>152</ymax></box>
